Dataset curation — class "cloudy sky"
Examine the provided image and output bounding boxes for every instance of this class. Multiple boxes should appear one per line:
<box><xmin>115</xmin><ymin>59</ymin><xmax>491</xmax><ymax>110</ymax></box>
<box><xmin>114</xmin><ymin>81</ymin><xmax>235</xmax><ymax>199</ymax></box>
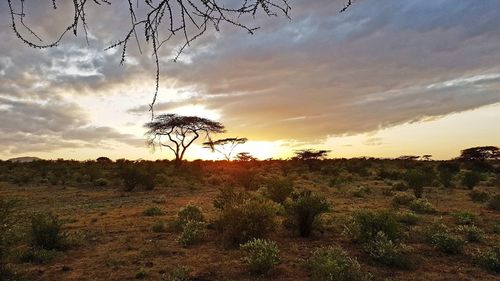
<box><xmin>1</xmin><ymin>0</ymin><xmax>499</xmax><ymax>161</ymax></box>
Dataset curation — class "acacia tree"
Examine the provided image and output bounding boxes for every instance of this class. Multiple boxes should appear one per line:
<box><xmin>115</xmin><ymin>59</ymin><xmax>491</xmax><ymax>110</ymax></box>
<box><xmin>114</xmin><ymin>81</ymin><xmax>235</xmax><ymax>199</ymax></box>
<box><xmin>145</xmin><ymin>114</ymin><xmax>225</xmax><ymax>166</ymax></box>
<box><xmin>235</xmin><ymin>152</ymin><xmax>257</xmax><ymax>162</ymax></box>
<box><xmin>7</xmin><ymin>1</ymin><xmax>354</xmax><ymax>112</ymax></box>
<box><xmin>203</xmin><ymin>137</ymin><xmax>248</xmax><ymax>160</ymax></box>
<box><xmin>459</xmin><ymin>146</ymin><xmax>500</xmax><ymax>161</ymax></box>
<box><xmin>293</xmin><ymin>149</ymin><xmax>330</xmax><ymax>161</ymax></box>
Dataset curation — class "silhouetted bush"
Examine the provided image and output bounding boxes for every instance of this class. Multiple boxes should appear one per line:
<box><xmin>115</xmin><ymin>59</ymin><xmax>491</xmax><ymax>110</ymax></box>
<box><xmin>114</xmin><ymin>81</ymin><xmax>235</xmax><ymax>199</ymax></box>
<box><xmin>404</xmin><ymin>169</ymin><xmax>428</xmax><ymax>198</ymax></box>
<box><xmin>241</xmin><ymin>238</ymin><xmax>280</xmax><ymax>275</ymax></box>
<box><xmin>215</xmin><ymin>198</ymin><xmax>278</xmax><ymax>246</ymax></box>
<box><xmin>461</xmin><ymin>171</ymin><xmax>481</xmax><ymax>189</ymax></box>
<box><xmin>119</xmin><ymin>165</ymin><xmax>156</xmax><ymax>191</ymax></box>
<box><xmin>437</xmin><ymin>162</ymin><xmax>460</xmax><ymax>188</ymax></box>
<box><xmin>232</xmin><ymin>168</ymin><xmax>259</xmax><ymax>190</ymax></box>
<box><xmin>284</xmin><ymin>190</ymin><xmax>330</xmax><ymax>237</ymax></box>
<box><xmin>31</xmin><ymin>213</ymin><xmax>68</xmax><ymax>251</ymax></box>
<box><xmin>345</xmin><ymin>210</ymin><xmax>401</xmax><ymax>243</ymax></box>
<box><xmin>264</xmin><ymin>177</ymin><xmax>294</xmax><ymax>204</ymax></box>
<box><xmin>213</xmin><ymin>186</ymin><xmax>246</xmax><ymax>210</ymax></box>
<box><xmin>306</xmin><ymin>246</ymin><xmax>372</xmax><ymax>281</ymax></box>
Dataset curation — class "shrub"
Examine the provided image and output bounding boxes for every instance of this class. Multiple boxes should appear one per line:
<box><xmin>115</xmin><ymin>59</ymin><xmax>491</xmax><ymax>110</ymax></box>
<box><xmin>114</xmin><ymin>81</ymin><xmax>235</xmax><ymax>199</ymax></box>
<box><xmin>457</xmin><ymin>225</ymin><xmax>483</xmax><ymax>243</ymax></box>
<box><xmin>232</xmin><ymin>168</ymin><xmax>259</xmax><ymax>190</ymax></box>
<box><xmin>488</xmin><ymin>195</ymin><xmax>500</xmax><ymax>211</ymax></box>
<box><xmin>177</xmin><ymin>204</ymin><xmax>204</xmax><ymax>226</ymax></box>
<box><xmin>469</xmin><ymin>190</ymin><xmax>490</xmax><ymax>203</ymax></box>
<box><xmin>213</xmin><ymin>186</ymin><xmax>246</xmax><ymax>210</ymax></box>
<box><xmin>143</xmin><ymin>207</ymin><xmax>163</xmax><ymax>217</ymax></box>
<box><xmin>391</xmin><ymin>181</ymin><xmax>408</xmax><ymax>191</ymax></box>
<box><xmin>461</xmin><ymin>171</ymin><xmax>481</xmax><ymax>189</ymax></box>
<box><xmin>31</xmin><ymin>213</ymin><xmax>68</xmax><ymax>251</ymax></box>
<box><xmin>349</xmin><ymin>186</ymin><xmax>371</xmax><ymax>198</ymax></box>
<box><xmin>363</xmin><ymin>232</ymin><xmax>415</xmax><ymax>269</ymax></box>
<box><xmin>215</xmin><ymin>198</ymin><xmax>278</xmax><ymax>246</ymax></box>
<box><xmin>241</xmin><ymin>238</ymin><xmax>280</xmax><ymax>274</ymax></box>
<box><xmin>93</xmin><ymin>178</ymin><xmax>109</xmax><ymax>187</ymax></box>
<box><xmin>345</xmin><ymin>210</ymin><xmax>401</xmax><ymax>243</ymax></box>
<box><xmin>392</xmin><ymin>192</ymin><xmax>416</xmax><ymax>207</ymax></box>
<box><xmin>429</xmin><ymin>232</ymin><xmax>465</xmax><ymax>254</ymax></box>
<box><xmin>476</xmin><ymin>245</ymin><xmax>500</xmax><ymax>273</ymax></box>
<box><xmin>437</xmin><ymin>162</ymin><xmax>460</xmax><ymax>188</ymax></box>
<box><xmin>284</xmin><ymin>191</ymin><xmax>330</xmax><ymax>237</ymax></box>
<box><xmin>178</xmin><ymin>220</ymin><xmax>206</xmax><ymax>247</ymax></box>
<box><xmin>119</xmin><ymin>165</ymin><xmax>156</xmax><ymax>191</ymax></box>
<box><xmin>409</xmin><ymin>199</ymin><xmax>436</xmax><ymax>214</ymax></box>
<box><xmin>152</xmin><ymin>221</ymin><xmax>168</xmax><ymax>233</ymax></box>
<box><xmin>397</xmin><ymin>211</ymin><xmax>420</xmax><ymax>225</ymax></box>
<box><xmin>306</xmin><ymin>246</ymin><xmax>372</xmax><ymax>281</ymax></box>
<box><xmin>20</xmin><ymin>248</ymin><xmax>60</xmax><ymax>264</ymax></box>
<box><xmin>452</xmin><ymin>211</ymin><xmax>477</xmax><ymax>225</ymax></box>
<box><xmin>264</xmin><ymin>177</ymin><xmax>294</xmax><ymax>203</ymax></box>
<box><xmin>404</xmin><ymin>169</ymin><xmax>428</xmax><ymax>198</ymax></box>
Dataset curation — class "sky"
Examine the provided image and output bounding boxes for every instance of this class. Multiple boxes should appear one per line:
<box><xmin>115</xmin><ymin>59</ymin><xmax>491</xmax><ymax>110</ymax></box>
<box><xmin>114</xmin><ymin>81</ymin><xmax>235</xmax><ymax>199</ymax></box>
<box><xmin>0</xmin><ymin>0</ymin><xmax>499</xmax><ymax>161</ymax></box>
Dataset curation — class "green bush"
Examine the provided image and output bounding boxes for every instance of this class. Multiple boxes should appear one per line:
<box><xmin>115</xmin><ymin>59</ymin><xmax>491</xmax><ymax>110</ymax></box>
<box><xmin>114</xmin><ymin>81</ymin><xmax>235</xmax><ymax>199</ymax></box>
<box><xmin>469</xmin><ymin>190</ymin><xmax>490</xmax><ymax>203</ymax></box>
<box><xmin>392</xmin><ymin>192</ymin><xmax>416</xmax><ymax>207</ymax></box>
<box><xmin>177</xmin><ymin>204</ymin><xmax>204</xmax><ymax>225</ymax></box>
<box><xmin>429</xmin><ymin>232</ymin><xmax>465</xmax><ymax>254</ymax></box>
<box><xmin>363</xmin><ymin>232</ymin><xmax>415</xmax><ymax>269</ymax></box>
<box><xmin>457</xmin><ymin>225</ymin><xmax>483</xmax><ymax>243</ymax></box>
<box><xmin>452</xmin><ymin>211</ymin><xmax>477</xmax><ymax>225</ymax></box>
<box><xmin>461</xmin><ymin>171</ymin><xmax>481</xmax><ymax>189</ymax></box>
<box><xmin>284</xmin><ymin>191</ymin><xmax>330</xmax><ymax>237</ymax></box>
<box><xmin>215</xmin><ymin>198</ymin><xmax>278</xmax><ymax>246</ymax></box>
<box><xmin>404</xmin><ymin>169</ymin><xmax>428</xmax><ymax>198</ymax></box>
<box><xmin>397</xmin><ymin>211</ymin><xmax>420</xmax><ymax>225</ymax></box>
<box><xmin>93</xmin><ymin>178</ymin><xmax>109</xmax><ymax>187</ymax></box>
<box><xmin>488</xmin><ymin>195</ymin><xmax>500</xmax><ymax>211</ymax></box>
<box><xmin>345</xmin><ymin>210</ymin><xmax>401</xmax><ymax>243</ymax></box>
<box><xmin>31</xmin><ymin>213</ymin><xmax>68</xmax><ymax>250</ymax></box>
<box><xmin>151</xmin><ymin>221</ymin><xmax>168</xmax><ymax>233</ymax></box>
<box><xmin>178</xmin><ymin>220</ymin><xmax>206</xmax><ymax>247</ymax></box>
<box><xmin>241</xmin><ymin>238</ymin><xmax>280</xmax><ymax>274</ymax></box>
<box><xmin>476</xmin><ymin>245</ymin><xmax>500</xmax><ymax>273</ymax></box>
<box><xmin>142</xmin><ymin>207</ymin><xmax>163</xmax><ymax>217</ymax></box>
<box><xmin>306</xmin><ymin>246</ymin><xmax>372</xmax><ymax>281</ymax></box>
<box><xmin>213</xmin><ymin>186</ymin><xmax>246</xmax><ymax>210</ymax></box>
<box><xmin>264</xmin><ymin>177</ymin><xmax>294</xmax><ymax>203</ymax></box>
<box><xmin>409</xmin><ymin>199</ymin><xmax>436</xmax><ymax>214</ymax></box>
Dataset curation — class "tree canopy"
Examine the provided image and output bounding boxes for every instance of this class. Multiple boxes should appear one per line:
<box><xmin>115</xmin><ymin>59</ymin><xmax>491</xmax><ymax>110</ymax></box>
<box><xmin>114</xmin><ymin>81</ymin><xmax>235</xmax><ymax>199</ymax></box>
<box><xmin>203</xmin><ymin>137</ymin><xmax>248</xmax><ymax>161</ymax></box>
<box><xmin>459</xmin><ymin>146</ymin><xmax>500</xmax><ymax>161</ymax></box>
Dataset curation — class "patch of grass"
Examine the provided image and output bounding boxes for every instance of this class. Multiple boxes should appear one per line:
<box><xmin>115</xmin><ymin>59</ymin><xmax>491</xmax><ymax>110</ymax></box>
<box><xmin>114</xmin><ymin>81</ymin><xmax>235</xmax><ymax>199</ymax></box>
<box><xmin>20</xmin><ymin>248</ymin><xmax>61</xmax><ymax>264</ymax></box>
<box><xmin>151</xmin><ymin>221</ymin><xmax>168</xmax><ymax>233</ymax></box>
<box><xmin>488</xmin><ymin>195</ymin><xmax>500</xmax><ymax>211</ymax></box>
<box><xmin>469</xmin><ymin>190</ymin><xmax>490</xmax><ymax>203</ymax></box>
<box><xmin>392</xmin><ymin>192</ymin><xmax>416</xmax><ymax>207</ymax></box>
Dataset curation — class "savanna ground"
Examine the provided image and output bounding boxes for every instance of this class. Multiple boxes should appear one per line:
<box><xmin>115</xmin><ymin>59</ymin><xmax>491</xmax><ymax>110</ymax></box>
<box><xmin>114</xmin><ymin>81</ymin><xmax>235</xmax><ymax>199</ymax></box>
<box><xmin>0</xmin><ymin>158</ymin><xmax>499</xmax><ymax>281</ymax></box>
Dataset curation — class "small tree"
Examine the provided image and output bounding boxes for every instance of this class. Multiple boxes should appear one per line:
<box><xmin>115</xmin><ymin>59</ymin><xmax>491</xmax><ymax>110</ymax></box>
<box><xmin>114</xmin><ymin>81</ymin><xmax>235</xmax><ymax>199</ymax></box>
<box><xmin>462</xmin><ymin>171</ymin><xmax>481</xmax><ymax>190</ymax></box>
<box><xmin>404</xmin><ymin>169</ymin><xmax>427</xmax><ymax>198</ymax></box>
<box><xmin>145</xmin><ymin>114</ymin><xmax>225</xmax><ymax>166</ymax></box>
<box><xmin>437</xmin><ymin>162</ymin><xmax>460</xmax><ymax>188</ymax></box>
<box><xmin>235</xmin><ymin>152</ymin><xmax>257</xmax><ymax>162</ymax></box>
<box><xmin>203</xmin><ymin>137</ymin><xmax>248</xmax><ymax>160</ymax></box>
<box><xmin>294</xmin><ymin>149</ymin><xmax>330</xmax><ymax>161</ymax></box>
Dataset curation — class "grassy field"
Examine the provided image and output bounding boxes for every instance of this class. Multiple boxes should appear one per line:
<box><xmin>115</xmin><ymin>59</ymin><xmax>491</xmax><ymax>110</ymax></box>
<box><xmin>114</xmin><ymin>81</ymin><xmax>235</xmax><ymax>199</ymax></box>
<box><xmin>0</xmin><ymin>159</ymin><xmax>499</xmax><ymax>280</ymax></box>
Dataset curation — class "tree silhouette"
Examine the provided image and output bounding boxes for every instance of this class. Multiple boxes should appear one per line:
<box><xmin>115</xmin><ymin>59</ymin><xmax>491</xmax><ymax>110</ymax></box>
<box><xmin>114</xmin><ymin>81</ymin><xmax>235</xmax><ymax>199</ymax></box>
<box><xmin>145</xmin><ymin>114</ymin><xmax>224</xmax><ymax>166</ymax></box>
<box><xmin>235</xmin><ymin>152</ymin><xmax>257</xmax><ymax>162</ymax></box>
<box><xmin>203</xmin><ymin>137</ymin><xmax>248</xmax><ymax>161</ymax></box>
<box><xmin>459</xmin><ymin>146</ymin><xmax>500</xmax><ymax>161</ymax></box>
<box><xmin>293</xmin><ymin>149</ymin><xmax>330</xmax><ymax>161</ymax></box>
<box><xmin>7</xmin><ymin>1</ymin><xmax>355</xmax><ymax>113</ymax></box>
